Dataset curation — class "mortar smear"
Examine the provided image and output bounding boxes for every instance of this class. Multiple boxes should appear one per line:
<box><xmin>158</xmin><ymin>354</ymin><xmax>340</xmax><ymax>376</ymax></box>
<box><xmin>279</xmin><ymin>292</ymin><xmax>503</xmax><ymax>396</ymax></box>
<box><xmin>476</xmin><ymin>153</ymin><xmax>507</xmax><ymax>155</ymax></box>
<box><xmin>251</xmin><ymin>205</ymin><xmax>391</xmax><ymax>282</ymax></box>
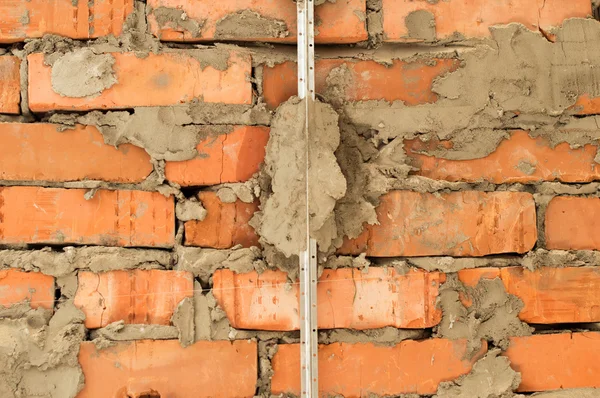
<box><xmin>436</xmin><ymin>275</ymin><xmax>533</xmax><ymax>356</ymax></box>
<box><xmin>346</xmin><ymin>19</ymin><xmax>600</xmax><ymax>159</ymax></box>
<box><xmin>405</xmin><ymin>10</ymin><xmax>436</xmax><ymax>41</ymax></box>
<box><xmin>176</xmin><ymin>199</ymin><xmax>207</xmax><ymax>222</ymax></box>
<box><xmin>0</xmin><ymin>303</ymin><xmax>85</xmax><ymax>398</ymax></box>
<box><xmin>152</xmin><ymin>7</ymin><xmax>203</xmax><ymax>38</ymax></box>
<box><xmin>215</xmin><ymin>10</ymin><xmax>289</xmax><ymax>39</ymax></box>
<box><xmin>251</xmin><ymin>98</ymin><xmax>346</xmax><ymax>257</ymax></box>
<box><xmin>435</xmin><ymin>349</ymin><xmax>520</xmax><ymax>398</ymax></box>
<box><xmin>526</xmin><ymin>389</ymin><xmax>600</xmax><ymax>397</ymax></box>
<box><xmin>51</xmin><ymin>48</ymin><xmax>117</xmax><ymax>98</ymax></box>
<box><xmin>0</xmin><ymin>247</ymin><xmax>170</xmax><ymax>277</ymax></box>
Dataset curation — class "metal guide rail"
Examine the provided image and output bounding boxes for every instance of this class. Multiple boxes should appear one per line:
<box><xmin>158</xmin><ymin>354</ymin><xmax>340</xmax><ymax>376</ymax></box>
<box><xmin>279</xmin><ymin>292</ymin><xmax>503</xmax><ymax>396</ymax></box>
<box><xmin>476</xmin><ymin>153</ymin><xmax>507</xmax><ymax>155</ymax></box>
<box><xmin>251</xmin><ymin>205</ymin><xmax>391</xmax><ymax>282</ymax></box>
<box><xmin>297</xmin><ymin>0</ymin><xmax>318</xmax><ymax>396</ymax></box>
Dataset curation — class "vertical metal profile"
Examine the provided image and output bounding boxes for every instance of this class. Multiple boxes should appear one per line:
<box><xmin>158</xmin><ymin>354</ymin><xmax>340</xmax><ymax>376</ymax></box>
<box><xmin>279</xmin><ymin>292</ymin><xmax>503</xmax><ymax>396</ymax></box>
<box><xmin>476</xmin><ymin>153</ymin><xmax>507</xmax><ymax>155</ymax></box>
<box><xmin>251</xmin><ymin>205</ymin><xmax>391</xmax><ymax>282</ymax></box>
<box><xmin>297</xmin><ymin>0</ymin><xmax>318</xmax><ymax>396</ymax></box>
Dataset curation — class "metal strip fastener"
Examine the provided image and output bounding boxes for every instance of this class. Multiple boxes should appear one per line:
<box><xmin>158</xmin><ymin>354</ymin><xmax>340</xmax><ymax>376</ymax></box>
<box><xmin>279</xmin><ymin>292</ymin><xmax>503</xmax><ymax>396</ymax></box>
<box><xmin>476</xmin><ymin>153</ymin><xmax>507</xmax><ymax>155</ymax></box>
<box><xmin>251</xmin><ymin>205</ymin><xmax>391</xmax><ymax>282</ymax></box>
<box><xmin>297</xmin><ymin>0</ymin><xmax>318</xmax><ymax>396</ymax></box>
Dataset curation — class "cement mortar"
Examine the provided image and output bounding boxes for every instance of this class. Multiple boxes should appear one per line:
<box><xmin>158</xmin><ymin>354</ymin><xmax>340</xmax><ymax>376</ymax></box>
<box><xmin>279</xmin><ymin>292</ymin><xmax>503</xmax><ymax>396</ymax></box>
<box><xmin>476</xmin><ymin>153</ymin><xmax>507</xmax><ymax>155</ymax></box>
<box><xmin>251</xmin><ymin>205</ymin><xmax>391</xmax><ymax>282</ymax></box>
<box><xmin>0</xmin><ymin>247</ymin><xmax>171</xmax><ymax>277</ymax></box>
<box><xmin>0</xmin><ymin>303</ymin><xmax>85</xmax><ymax>398</ymax></box>
<box><xmin>435</xmin><ymin>349</ymin><xmax>521</xmax><ymax>398</ymax></box>
<box><xmin>51</xmin><ymin>49</ymin><xmax>117</xmax><ymax>98</ymax></box>
<box><xmin>436</xmin><ymin>275</ymin><xmax>533</xmax><ymax>356</ymax></box>
<box><xmin>215</xmin><ymin>10</ymin><xmax>289</xmax><ymax>40</ymax></box>
<box><xmin>151</xmin><ymin>7</ymin><xmax>203</xmax><ymax>38</ymax></box>
<box><xmin>251</xmin><ymin>98</ymin><xmax>346</xmax><ymax>257</ymax></box>
<box><xmin>90</xmin><ymin>321</ymin><xmax>179</xmax><ymax>341</ymax></box>
<box><xmin>176</xmin><ymin>246</ymin><xmax>266</xmax><ymax>284</ymax></box>
<box><xmin>176</xmin><ymin>199</ymin><xmax>207</xmax><ymax>222</ymax></box>
<box><xmin>344</xmin><ymin>20</ymin><xmax>600</xmax><ymax>166</ymax></box>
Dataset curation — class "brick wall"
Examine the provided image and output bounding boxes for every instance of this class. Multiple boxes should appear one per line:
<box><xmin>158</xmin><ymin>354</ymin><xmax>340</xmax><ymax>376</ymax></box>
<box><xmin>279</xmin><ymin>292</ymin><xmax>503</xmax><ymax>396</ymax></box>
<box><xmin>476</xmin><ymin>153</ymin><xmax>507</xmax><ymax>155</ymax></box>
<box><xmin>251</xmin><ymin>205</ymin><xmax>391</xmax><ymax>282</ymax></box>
<box><xmin>2</xmin><ymin>0</ymin><xmax>600</xmax><ymax>397</ymax></box>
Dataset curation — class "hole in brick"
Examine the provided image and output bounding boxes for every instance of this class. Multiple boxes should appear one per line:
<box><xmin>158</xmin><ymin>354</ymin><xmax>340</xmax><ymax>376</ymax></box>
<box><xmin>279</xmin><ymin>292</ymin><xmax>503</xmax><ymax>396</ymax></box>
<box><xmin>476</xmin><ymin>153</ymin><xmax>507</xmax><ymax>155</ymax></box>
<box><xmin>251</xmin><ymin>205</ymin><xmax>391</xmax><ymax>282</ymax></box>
<box><xmin>130</xmin><ymin>390</ymin><xmax>161</xmax><ymax>398</ymax></box>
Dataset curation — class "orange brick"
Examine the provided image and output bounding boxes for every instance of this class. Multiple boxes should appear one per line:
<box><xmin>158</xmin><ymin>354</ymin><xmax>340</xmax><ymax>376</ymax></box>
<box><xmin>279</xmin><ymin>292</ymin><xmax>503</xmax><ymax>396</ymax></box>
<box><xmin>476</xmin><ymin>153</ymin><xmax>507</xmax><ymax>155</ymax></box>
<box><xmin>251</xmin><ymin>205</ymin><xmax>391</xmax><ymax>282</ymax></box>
<box><xmin>0</xmin><ymin>123</ymin><xmax>152</xmax><ymax>183</ymax></box>
<box><xmin>0</xmin><ymin>0</ymin><xmax>133</xmax><ymax>43</ymax></box>
<box><xmin>381</xmin><ymin>0</ymin><xmax>591</xmax><ymax>42</ymax></box>
<box><xmin>213</xmin><ymin>268</ymin><xmax>445</xmax><ymax>331</ymax></box>
<box><xmin>457</xmin><ymin>267</ymin><xmax>501</xmax><ymax>287</ymax></box>
<box><xmin>0</xmin><ymin>56</ymin><xmax>20</xmax><ymax>114</ymax></box>
<box><xmin>184</xmin><ymin>191</ymin><xmax>259</xmax><ymax>248</ymax></box>
<box><xmin>546</xmin><ymin>197</ymin><xmax>600</xmax><ymax>250</ymax></box>
<box><xmin>272</xmin><ymin>340</ymin><xmax>487</xmax><ymax>396</ymax></box>
<box><xmin>502</xmin><ymin>267</ymin><xmax>600</xmax><ymax>324</ymax></box>
<box><xmin>504</xmin><ymin>333</ymin><xmax>600</xmax><ymax>392</ymax></box>
<box><xmin>0</xmin><ymin>269</ymin><xmax>54</xmax><ymax>309</ymax></box>
<box><xmin>165</xmin><ymin>126</ymin><xmax>269</xmax><ymax>186</ymax></box>
<box><xmin>147</xmin><ymin>0</ymin><xmax>367</xmax><ymax>43</ymax></box>
<box><xmin>262</xmin><ymin>58</ymin><xmax>460</xmax><ymax>109</ymax></box>
<box><xmin>406</xmin><ymin>130</ymin><xmax>600</xmax><ymax>184</ymax></box>
<box><xmin>0</xmin><ymin>187</ymin><xmax>174</xmax><ymax>247</ymax></box>
<box><xmin>572</xmin><ymin>93</ymin><xmax>600</xmax><ymax>115</ymax></box>
<box><xmin>28</xmin><ymin>51</ymin><xmax>252</xmax><ymax>112</ymax></box>
<box><xmin>78</xmin><ymin>340</ymin><xmax>257</xmax><ymax>397</ymax></box>
<box><xmin>459</xmin><ymin>267</ymin><xmax>600</xmax><ymax>324</ymax></box>
<box><xmin>74</xmin><ymin>270</ymin><xmax>193</xmax><ymax>329</ymax></box>
<box><xmin>339</xmin><ymin>191</ymin><xmax>537</xmax><ymax>257</ymax></box>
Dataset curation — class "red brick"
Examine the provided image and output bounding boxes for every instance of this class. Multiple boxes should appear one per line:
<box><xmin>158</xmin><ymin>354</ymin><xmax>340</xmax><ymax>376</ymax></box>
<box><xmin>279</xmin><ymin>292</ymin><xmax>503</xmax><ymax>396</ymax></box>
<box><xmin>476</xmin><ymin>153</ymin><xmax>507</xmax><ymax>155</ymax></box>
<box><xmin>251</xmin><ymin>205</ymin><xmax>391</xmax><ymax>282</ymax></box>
<box><xmin>458</xmin><ymin>267</ymin><xmax>600</xmax><ymax>324</ymax></box>
<box><xmin>147</xmin><ymin>0</ymin><xmax>367</xmax><ymax>43</ymax></box>
<box><xmin>504</xmin><ymin>333</ymin><xmax>600</xmax><ymax>392</ymax></box>
<box><xmin>28</xmin><ymin>51</ymin><xmax>252</xmax><ymax>112</ymax></box>
<box><xmin>546</xmin><ymin>197</ymin><xmax>600</xmax><ymax>250</ymax></box>
<box><xmin>0</xmin><ymin>187</ymin><xmax>174</xmax><ymax>247</ymax></box>
<box><xmin>78</xmin><ymin>340</ymin><xmax>257</xmax><ymax>397</ymax></box>
<box><xmin>74</xmin><ymin>270</ymin><xmax>193</xmax><ymax>329</ymax></box>
<box><xmin>381</xmin><ymin>0</ymin><xmax>591</xmax><ymax>42</ymax></box>
<box><xmin>0</xmin><ymin>269</ymin><xmax>54</xmax><ymax>310</ymax></box>
<box><xmin>184</xmin><ymin>191</ymin><xmax>259</xmax><ymax>248</ymax></box>
<box><xmin>165</xmin><ymin>126</ymin><xmax>269</xmax><ymax>186</ymax></box>
<box><xmin>262</xmin><ymin>58</ymin><xmax>460</xmax><ymax>109</ymax></box>
<box><xmin>0</xmin><ymin>56</ymin><xmax>20</xmax><ymax>114</ymax></box>
<box><xmin>339</xmin><ymin>191</ymin><xmax>537</xmax><ymax>257</ymax></box>
<box><xmin>0</xmin><ymin>123</ymin><xmax>152</xmax><ymax>183</ymax></box>
<box><xmin>0</xmin><ymin>0</ymin><xmax>134</xmax><ymax>43</ymax></box>
<box><xmin>213</xmin><ymin>268</ymin><xmax>445</xmax><ymax>331</ymax></box>
<box><xmin>406</xmin><ymin>130</ymin><xmax>600</xmax><ymax>184</ymax></box>
<box><xmin>272</xmin><ymin>340</ymin><xmax>487</xmax><ymax>396</ymax></box>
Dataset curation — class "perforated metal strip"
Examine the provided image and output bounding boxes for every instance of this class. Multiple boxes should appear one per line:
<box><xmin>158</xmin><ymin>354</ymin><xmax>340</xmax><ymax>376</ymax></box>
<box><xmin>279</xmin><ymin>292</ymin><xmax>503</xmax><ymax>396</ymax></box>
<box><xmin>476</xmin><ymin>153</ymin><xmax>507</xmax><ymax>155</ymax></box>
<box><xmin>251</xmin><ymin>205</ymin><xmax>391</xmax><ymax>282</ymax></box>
<box><xmin>297</xmin><ymin>0</ymin><xmax>318</xmax><ymax>396</ymax></box>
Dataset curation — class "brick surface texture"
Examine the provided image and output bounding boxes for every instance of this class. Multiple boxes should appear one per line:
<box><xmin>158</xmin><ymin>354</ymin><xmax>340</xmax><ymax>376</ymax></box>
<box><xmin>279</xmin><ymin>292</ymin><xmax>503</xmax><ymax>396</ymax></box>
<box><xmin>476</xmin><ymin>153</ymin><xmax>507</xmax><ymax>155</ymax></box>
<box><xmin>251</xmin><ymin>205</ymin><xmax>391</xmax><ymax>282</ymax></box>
<box><xmin>2</xmin><ymin>0</ymin><xmax>600</xmax><ymax>396</ymax></box>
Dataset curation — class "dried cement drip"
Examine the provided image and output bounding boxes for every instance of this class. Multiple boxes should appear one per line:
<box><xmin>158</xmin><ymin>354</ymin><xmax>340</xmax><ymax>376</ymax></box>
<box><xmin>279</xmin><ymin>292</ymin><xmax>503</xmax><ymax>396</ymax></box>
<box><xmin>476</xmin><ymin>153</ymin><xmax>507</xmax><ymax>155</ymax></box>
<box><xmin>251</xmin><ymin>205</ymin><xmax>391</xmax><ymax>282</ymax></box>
<box><xmin>435</xmin><ymin>275</ymin><xmax>533</xmax><ymax>356</ymax></box>
<box><xmin>251</xmin><ymin>98</ymin><xmax>346</xmax><ymax>257</ymax></box>
<box><xmin>215</xmin><ymin>10</ymin><xmax>289</xmax><ymax>40</ymax></box>
<box><xmin>51</xmin><ymin>49</ymin><xmax>117</xmax><ymax>98</ymax></box>
<box><xmin>435</xmin><ymin>349</ymin><xmax>520</xmax><ymax>398</ymax></box>
<box><xmin>171</xmin><ymin>297</ymin><xmax>195</xmax><ymax>347</ymax></box>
